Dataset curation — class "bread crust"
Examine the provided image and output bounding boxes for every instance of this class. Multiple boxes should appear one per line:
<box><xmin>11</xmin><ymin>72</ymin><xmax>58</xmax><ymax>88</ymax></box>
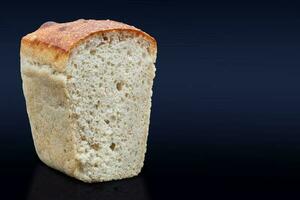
<box><xmin>21</xmin><ymin>19</ymin><xmax>157</xmax><ymax>72</ymax></box>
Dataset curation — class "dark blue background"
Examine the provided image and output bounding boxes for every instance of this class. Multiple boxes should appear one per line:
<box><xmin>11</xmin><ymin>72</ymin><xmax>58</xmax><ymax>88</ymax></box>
<box><xmin>1</xmin><ymin>0</ymin><xmax>300</xmax><ymax>199</ymax></box>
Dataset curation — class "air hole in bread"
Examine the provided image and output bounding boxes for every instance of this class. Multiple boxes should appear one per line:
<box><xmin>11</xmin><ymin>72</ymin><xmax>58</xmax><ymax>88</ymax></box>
<box><xmin>95</xmin><ymin>100</ymin><xmax>100</xmax><ymax>109</ymax></box>
<box><xmin>110</xmin><ymin>143</ymin><xmax>116</xmax><ymax>151</ymax></box>
<box><xmin>116</xmin><ymin>82</ymin><xmax>123</xmax><ymax>91</ymax></box>
<box><xmin>71</xmin><ymin>113</ymin><xmax>79</xmax><ymax>119</ymax></box>
<box><xmin>90</xmin><ymin>49</ymin><xmax>96</xmax><ymax>55</ymax></box>
<box><xmin>80</xmin><ymin>135</ymin><xmax>86</xmax><ymax>141</ymax></box>
<box><xmin>91</xmin><ymin>143</ymin><xmax>100</xmax><ymax>150</ymax></box>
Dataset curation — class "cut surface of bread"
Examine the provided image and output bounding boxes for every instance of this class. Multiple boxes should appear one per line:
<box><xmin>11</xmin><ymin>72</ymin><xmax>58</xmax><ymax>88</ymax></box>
<box><xmin>20</xmin><ymin>19</ymin><xmax>157</xmax><ymax>182</ymax></box>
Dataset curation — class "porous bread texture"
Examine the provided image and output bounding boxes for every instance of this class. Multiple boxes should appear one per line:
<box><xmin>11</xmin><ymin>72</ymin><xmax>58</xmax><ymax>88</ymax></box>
<box><xmin>69</xmin><ymin>32</ymin><xmax>156</xmax><ymax>182</ymax></box>
<box><xmin>21</xmin><ymin>31</ymin><xmax>156</xmax><ymax>182</ymax></box>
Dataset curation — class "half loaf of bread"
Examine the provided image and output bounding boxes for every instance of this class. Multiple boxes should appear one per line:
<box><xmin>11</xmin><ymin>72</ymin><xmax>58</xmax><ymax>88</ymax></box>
<box><xmin>20</xmin><ymin>19</ymin><xmax>157</xmax><ymax>182</ymax></box>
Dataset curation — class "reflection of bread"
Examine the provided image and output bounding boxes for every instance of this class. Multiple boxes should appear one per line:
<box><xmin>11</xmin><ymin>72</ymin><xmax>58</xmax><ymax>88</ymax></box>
<box><xmin>27</xmin><ymin>164</ymin><xmax>150</xmax><ymax>199</ymax></box>
<box><xmin>20</xmin><ymin>19</ymin><xmax>157</xmax><ymax>182</ymax></box>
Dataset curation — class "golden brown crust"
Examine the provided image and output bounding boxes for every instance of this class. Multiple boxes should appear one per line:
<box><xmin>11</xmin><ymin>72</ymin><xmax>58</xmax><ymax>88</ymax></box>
<box><xmin>21</xmin><ymin>19</ymin><xmax>157</xmax><ymax>72</ymax></box>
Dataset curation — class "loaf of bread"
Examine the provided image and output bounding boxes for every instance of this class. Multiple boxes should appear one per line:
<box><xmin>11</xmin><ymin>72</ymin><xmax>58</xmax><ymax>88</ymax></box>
<box><xmin>20</xmin><ymin>19</ymin><xmax>157</xmax><ymax>182</ymax></box>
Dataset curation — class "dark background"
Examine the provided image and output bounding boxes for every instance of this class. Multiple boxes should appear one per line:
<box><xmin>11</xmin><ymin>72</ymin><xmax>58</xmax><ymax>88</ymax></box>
<box><xmin>2</xmin><ymin>0</ymin><xmax>300</xmax><ymax>199</ymax></box>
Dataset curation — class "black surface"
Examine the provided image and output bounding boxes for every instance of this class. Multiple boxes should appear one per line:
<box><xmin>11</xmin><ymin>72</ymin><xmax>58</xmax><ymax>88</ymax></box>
<box><xmin>2</xmin><ymin>0</ymin><xmax>300</xmax><ymax>199</ymax></box>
